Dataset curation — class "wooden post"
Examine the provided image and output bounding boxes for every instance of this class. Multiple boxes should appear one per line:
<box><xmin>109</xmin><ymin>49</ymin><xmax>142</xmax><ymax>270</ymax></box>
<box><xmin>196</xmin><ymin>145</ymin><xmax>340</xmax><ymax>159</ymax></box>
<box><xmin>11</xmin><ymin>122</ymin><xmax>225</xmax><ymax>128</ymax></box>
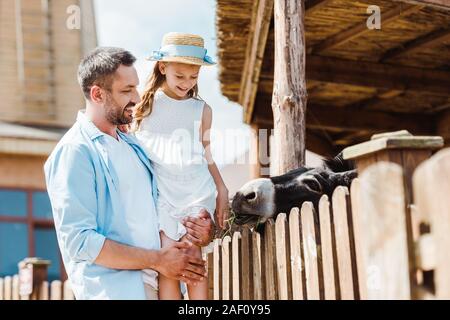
<box><xmin>413</xmin><ymin>148</ymin><xmax>450</xmax><ymax>299</ymax></box>
<box><xmin>343</xmin><ymin>130</ymin><xmax>444</xmax><ymax>298</ymax></box>
<box><xmin>18</xmin><ymin>258</ymin><xmax>51</xmax><ymax>300</ymax></box>
<box><xmin>271</xmin><ymin>0</ymin><xmax>307</xmax><ymax>175</ymax></box>
<box><xmin>357</xmin><ymin>162</ymin><xmax>410</xmax><ymax>299</ymax></box>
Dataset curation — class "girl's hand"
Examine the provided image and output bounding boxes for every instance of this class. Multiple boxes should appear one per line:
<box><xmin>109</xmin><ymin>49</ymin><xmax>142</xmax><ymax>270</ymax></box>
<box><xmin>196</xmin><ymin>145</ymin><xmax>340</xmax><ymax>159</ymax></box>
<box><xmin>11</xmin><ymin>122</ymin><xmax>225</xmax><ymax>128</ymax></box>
<box><xmin>182</xmin><ymin>210</ymin><xmax>214</xmax><ymax>247</ymax></box>
<box><xmin>215</xmin><ymin>187</ymin><xmax>230</xmax><ymax>230</ymax></box>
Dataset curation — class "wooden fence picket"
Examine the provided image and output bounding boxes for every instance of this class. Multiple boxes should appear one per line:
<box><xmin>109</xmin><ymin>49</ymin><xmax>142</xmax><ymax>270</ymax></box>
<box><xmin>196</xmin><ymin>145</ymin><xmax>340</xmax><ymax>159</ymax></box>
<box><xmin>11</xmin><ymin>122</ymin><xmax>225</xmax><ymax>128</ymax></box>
<box><xmin>40</xmin><ymin>281</ymin><xmax>49</xmax><ymax>300</ymax></box>
<box><xmin>263</xmin><ymin>220</ymin><xmax>278</xmax><ymax>300</ymax></box>
<box><xmin>50</xmin><ymin>280</ymin><xmax>62</xmax><ymax>300</ymax></box>
<box><xmin>4</xmin><ymin>276</ymin><xmax>12</xmax><ymax>300</ymax></box>
<box><xmin>332</xmin><ymin>187</ymin><xmax>355</xmax><ymax>300</ymax></box>
<box><xmin>240</xmin><ymin>228</ymin><xmax>253</xmax><ymax>299</ymax></box>
<box><xmin>413</xmin><ymin>149</ymin><xmax>450</xmax><ymax>299</ymax></box>
<box><xmin>318</xmin><ymin>195</ymin><xmax>337</xmax><ymax>300</ymax></box>
<box><xmin>275</xmin><ymin>213</ymin><xmax>293</xmax><ymax>300</ymax></box>
<box><xmin>213</xmin><ymin>238</ymin><xmax>222</xmax><ymax>300</ymax></box>
<box><xmin>350</xmin><ymin>179</ymin><xmax>368</xmax><ymax>300</ymax></box>
<box><xmin>63</xmin><ymin>280</ymin><xmax>75</xmax><ymax>300</ymax></box>
<box><xmin>221</xmin><ymin>236</ymin><xmax>232</xmax><ymax>300</ymax></box>
<box><xmin>232</xmin><ymin>232</ymin><xmax>241</xmax><ymax>300</ymax></box>
<box><xmin>301</xmin><ymin>202</ymin><xmax>321</xmax><ymax>300</ymax></box>
<box><xmin>288</xmin><ymin>207</ymin><xmax>304</xmax><ymax>300</ymax></box>
<box><xmin>12</xmin><ymin>274</ymin><xmax>20</xmax><ymax>300</ymax></box>
<box><xmin>252</xmin><ymin>232</ymin><xmax>263</xmax><ymax>300</ymax></box>
<box><xmin>207</xmin><ymin>252</ymin><xmax>214</xmax><ymax>300</ymax></box>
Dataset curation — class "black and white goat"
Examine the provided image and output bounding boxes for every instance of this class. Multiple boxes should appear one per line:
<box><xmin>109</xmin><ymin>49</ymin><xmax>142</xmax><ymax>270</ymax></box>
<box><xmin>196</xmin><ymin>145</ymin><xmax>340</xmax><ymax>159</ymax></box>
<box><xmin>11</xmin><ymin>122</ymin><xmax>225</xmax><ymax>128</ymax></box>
<box><xmin>231</xmin><ymin>153</ymin><xmax>357</xmax><ymax>226</ymax></box>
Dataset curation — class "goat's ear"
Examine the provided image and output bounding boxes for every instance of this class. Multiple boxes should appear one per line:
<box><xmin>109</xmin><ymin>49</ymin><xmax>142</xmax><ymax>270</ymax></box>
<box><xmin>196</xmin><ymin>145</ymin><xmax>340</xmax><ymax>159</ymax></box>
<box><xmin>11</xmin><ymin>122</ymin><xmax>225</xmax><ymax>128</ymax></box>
<box><xmin>333</xmin><ymin>170</ymin><xmax>358</xmax><ymax>188</ymax></box>
<box><xmin>323</xmin><ymin>152</ymin><xmax>355</xmax><ymax>173</ymax></box>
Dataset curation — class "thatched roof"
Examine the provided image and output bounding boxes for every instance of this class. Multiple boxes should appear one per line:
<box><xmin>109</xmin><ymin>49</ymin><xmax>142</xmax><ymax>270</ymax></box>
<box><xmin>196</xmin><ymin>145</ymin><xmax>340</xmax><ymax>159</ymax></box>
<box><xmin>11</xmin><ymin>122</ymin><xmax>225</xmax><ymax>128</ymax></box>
<box><xmin>216</xmin><ymin>0</ymin><xmax>450</xmax><ymax>156</ymax></box>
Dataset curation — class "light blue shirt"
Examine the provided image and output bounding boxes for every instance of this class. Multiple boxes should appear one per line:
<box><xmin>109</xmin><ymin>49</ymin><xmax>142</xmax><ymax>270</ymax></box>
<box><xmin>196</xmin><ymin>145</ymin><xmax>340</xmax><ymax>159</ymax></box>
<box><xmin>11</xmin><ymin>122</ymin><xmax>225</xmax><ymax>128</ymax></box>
<box><xmin>44</xmin><ymin>111</ymin><xmax>160</xmax><ymax>300</ymax></box>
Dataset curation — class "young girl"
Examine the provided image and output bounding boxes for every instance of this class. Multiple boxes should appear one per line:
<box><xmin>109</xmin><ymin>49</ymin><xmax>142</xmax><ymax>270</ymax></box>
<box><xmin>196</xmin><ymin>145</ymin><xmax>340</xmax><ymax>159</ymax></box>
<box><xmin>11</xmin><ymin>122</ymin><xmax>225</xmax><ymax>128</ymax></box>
<box><xmin>133</xmin><ymin>32</ymin><xmax>229</xmax><ymax>300</ymax></box>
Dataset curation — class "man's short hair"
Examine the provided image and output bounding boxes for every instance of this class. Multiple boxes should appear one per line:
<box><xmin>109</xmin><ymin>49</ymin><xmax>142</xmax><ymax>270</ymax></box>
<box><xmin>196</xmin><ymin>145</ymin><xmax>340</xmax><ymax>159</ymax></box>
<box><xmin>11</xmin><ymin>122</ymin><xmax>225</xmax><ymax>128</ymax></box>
<box><xmin>77</xmin><ymin>47</ymin><xmax>136</xmax><ymax>99</ymax></box>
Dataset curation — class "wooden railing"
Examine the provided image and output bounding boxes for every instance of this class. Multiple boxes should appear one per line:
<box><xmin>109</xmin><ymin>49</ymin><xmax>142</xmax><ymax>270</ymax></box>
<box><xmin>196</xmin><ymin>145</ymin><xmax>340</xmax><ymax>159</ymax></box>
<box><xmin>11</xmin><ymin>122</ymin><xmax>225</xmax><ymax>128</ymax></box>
<box><xmin>208</xmin><ymin>148</ymin><xmax>450</xmax><ymax>300</ymax></box>
<box><xmin>0</xmin><ymin>275</ymin><xmax>74</xmax><ymax>300</ymax></box>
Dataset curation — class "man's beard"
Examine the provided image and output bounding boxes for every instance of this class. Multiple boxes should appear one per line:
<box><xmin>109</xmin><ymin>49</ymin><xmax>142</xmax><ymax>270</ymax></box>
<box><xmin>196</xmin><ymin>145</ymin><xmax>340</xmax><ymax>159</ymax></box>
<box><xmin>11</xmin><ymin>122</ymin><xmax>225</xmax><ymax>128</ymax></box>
<box><xmin>104</xmin><ymin>93</ymin><xmax>135</xmax><ymax>126</ymax></box>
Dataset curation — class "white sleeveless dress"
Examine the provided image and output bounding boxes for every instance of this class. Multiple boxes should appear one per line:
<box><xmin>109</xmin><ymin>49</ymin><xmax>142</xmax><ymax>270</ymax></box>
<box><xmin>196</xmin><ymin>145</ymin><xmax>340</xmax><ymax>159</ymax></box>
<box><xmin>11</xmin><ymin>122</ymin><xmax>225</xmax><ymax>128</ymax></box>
<box><xmin>135</xmin><ymin>89</ymin><xmax>217</xmax><ymax>241</ymax></box>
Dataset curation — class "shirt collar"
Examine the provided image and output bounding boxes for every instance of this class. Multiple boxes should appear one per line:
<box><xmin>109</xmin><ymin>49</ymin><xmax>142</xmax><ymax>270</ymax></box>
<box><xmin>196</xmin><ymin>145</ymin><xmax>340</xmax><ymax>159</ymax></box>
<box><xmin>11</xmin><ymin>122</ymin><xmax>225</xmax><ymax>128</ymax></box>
<box><xmin>76</xmin><ymin>110</ymin><xmax>106</xmax><ymax>141</ymax></box>
<box><xmin>77</xmin><ymin>110</ymin><xmax>142</xmax><ymax>147</ymax></box>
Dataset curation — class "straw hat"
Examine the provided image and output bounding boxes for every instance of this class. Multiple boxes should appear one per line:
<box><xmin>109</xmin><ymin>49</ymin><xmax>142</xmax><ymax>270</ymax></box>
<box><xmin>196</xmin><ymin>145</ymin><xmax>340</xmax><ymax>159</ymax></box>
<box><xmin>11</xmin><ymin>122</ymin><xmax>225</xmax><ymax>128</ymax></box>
<box><xmin>147</xmin><ymin>32</ymin><xmax>216</xmax><ymax>66</ymax></box>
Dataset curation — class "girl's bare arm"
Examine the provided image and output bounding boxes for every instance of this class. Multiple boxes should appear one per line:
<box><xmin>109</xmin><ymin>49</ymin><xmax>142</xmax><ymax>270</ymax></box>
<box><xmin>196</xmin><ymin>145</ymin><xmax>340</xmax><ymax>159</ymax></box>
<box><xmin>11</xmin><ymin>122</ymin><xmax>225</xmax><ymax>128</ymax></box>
<box><xmin>201</xmin><ymin>104</ymin><xmax>229</xmax><ymax>229</ymax></box>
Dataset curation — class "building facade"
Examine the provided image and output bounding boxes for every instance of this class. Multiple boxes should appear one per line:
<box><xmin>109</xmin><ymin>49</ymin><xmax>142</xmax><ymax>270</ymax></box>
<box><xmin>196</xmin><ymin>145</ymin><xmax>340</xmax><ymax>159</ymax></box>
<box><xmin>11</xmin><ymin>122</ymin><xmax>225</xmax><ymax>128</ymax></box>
<box><xmin>0</xmin><ymin>0</ymin><xmax>97</xmax><ymax>280</ymax></box>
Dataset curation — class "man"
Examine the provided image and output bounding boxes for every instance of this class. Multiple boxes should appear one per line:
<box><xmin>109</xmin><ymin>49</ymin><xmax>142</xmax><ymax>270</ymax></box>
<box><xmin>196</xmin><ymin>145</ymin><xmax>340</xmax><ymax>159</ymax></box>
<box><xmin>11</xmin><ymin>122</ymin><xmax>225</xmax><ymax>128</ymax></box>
<box><xmin>44</xmin><ymin>47</ymin><xmax>215</xmax><ymax>300</ymax></box>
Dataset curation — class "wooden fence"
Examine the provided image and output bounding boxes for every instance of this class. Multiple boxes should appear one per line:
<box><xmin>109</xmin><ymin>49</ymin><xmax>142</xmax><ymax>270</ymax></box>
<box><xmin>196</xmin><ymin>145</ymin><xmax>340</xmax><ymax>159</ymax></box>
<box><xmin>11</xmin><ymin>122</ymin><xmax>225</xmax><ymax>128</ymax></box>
<box><xmin>0</xmin><ymin>276</ymin><xmax>74</xmax><ymax>300</ymax></box>
<box><xmin>207</xmin><ymin>148</ymin><xmax>450</xmax><ymax>300</ymax></box>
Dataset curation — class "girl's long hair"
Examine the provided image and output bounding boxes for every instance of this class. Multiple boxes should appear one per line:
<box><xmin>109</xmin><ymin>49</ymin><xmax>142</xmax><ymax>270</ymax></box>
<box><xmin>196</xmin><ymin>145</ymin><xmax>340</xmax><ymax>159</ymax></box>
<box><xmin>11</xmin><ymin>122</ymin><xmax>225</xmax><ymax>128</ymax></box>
<box><xmin>133</xmin><ymin>62</ymin><xmax>200</xmax><ymax>131</ymax></box>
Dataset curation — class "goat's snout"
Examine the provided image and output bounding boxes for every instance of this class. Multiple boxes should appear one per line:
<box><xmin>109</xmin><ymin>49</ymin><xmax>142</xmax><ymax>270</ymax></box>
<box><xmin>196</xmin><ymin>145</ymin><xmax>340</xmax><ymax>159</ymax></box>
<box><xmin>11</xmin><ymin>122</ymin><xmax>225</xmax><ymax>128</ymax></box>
<box><xmin>231</xmin><ymin>192</ymin><xmax>244</xmax><ymax>211</ymax></box>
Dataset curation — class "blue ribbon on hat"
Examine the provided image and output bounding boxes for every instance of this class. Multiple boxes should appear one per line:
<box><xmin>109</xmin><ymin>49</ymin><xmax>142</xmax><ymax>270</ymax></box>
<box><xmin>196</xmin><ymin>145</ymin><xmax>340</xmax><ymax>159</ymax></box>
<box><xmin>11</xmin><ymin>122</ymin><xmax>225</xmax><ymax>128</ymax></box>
<box><xmin>149</xmin><ymin>44</ymin><xmax>215</xmax><ymax>64</ymax></box>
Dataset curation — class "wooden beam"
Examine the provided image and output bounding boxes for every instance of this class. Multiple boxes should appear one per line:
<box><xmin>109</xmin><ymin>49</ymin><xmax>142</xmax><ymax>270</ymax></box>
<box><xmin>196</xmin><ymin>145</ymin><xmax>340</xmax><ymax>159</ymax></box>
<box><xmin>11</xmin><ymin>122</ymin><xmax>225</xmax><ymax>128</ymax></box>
<box><xmin>345</xmin><ymin>89</ymin><xmax>405</xmax><ymax>111</ymax></box>
<box><xmin>305</xmin><ymin>0</ymin><xmax>330</xmax><ymax>14</ymax></box>
<box><xmin>333</xmin><ymin>131</ymin><xmax>372</xmax><ymax>145</ymax></box>
<box><xmin>259</xmin><ymin>55</ymin><xmax>450</xmax><ymax>95</ymax></box>
<box><xmin>311</xmin><ymin>4</ymin><xmax>422</xmax><ymax>54</ymax></box>
<box><xmin>433</xmin><ymin>101</ymin><xmax>450</xmax><ymax>113</ymax></box>
<box><xmin>239</xmin><ymin>0</ymin><xmax>274</xmax><ymax>124</ymax></box>
<box><xmin>393</xmin><ymin>0</ymin><xmax>450</xmax><ymax>10</ymax></box>
<box><xmin>271</xmin><ymin>0</ymin><xmax>307</xmax><ymax>175</ymax></box>
<box><xmin>381</xmin><ymin>28</ymin><xmax>450</xmax><ymax>62</ymax></box>
<box><xmin>305</xmin><ymin>55</ymin><xmax>450</xmax><ymax>95</ymax></box>
<box><xmin>253</xmin><ymin>95</ymin><xmax>434</xmax><ymax>134</ymax></box>
<box><xmin>307</xmin><ymin>104</ymin><xmax>434</xmax><ymax>135</ymax></box>
<box><xmin>306</xmin><ymin>131</ymin><xmax>337</xmax><ymax>158</ymax></box>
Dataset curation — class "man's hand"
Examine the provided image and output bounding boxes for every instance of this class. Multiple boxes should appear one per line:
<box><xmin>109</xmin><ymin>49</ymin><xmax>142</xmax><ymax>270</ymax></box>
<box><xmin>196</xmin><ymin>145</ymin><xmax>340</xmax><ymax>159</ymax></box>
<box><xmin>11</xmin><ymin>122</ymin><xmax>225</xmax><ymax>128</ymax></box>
<box><xmin>182</xmin><ymin>210</ymin><xmax>215</xmax><ymax>247</ymax></box>
<box><xmin>154</xmin><ymin>241</ymin><xmax>207</xmax><ymax>285</ymax></box>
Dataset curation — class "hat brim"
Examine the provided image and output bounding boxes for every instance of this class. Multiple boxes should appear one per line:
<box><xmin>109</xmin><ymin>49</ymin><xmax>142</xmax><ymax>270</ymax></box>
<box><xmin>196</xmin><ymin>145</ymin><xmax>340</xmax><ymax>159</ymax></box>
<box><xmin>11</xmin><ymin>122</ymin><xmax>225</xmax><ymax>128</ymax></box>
<box><xmin>146</xmin><ymin>56</ymin><xmax>216</xmax><ymax>66</ymax></box>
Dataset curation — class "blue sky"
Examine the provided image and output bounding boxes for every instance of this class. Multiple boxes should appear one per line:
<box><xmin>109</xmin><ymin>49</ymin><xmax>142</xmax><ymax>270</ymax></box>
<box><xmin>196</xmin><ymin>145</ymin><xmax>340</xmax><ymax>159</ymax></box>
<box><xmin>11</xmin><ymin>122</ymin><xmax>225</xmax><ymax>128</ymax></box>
<box><xmin>94</xmin><ymin>0</ymin><xmax>251</xmax><ymax>166</ymax></box>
